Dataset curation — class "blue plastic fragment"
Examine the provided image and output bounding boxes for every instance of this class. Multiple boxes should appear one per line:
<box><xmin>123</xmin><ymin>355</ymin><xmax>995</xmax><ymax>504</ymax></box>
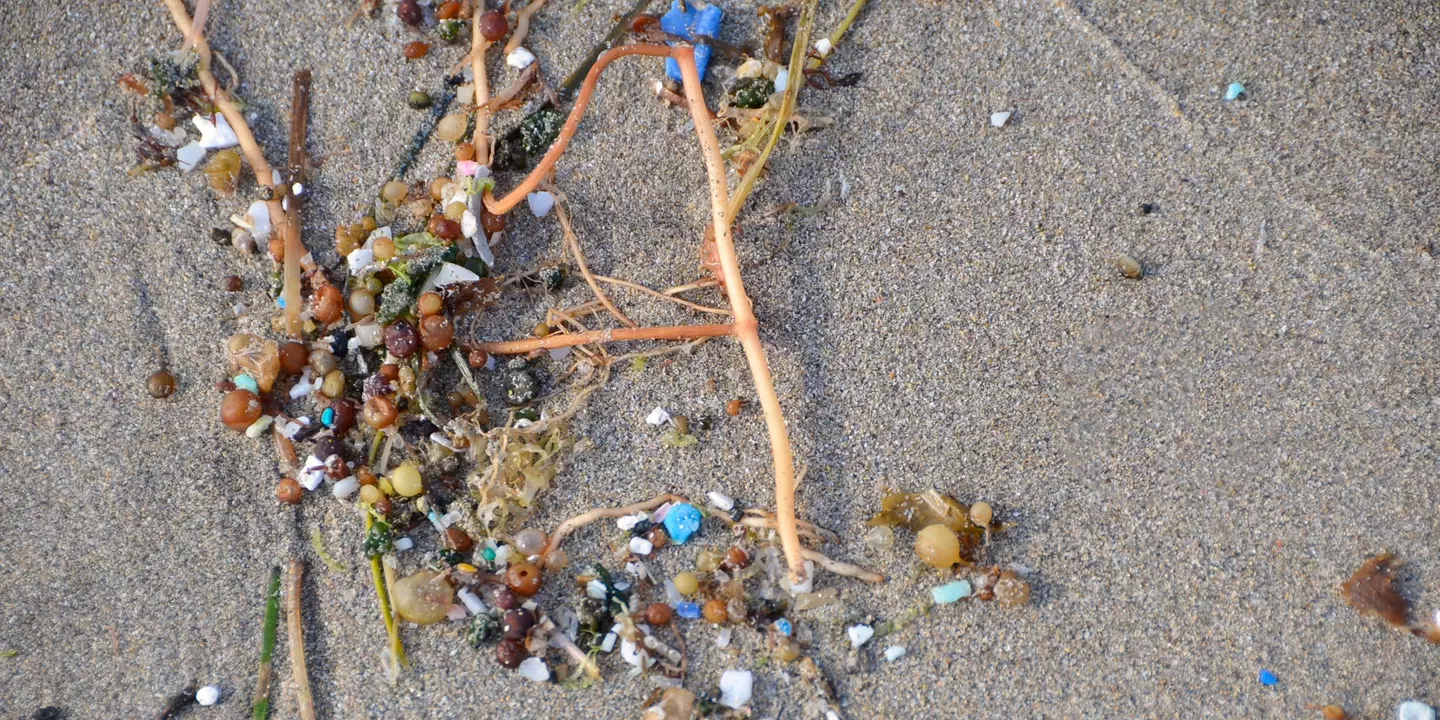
<box><xmin>1225</xmin><ymin>82</ymin><xmax>1246</xmax><ymax>101</ymax></box>
<box><xmin>661</xmin><ymin>0</ymin><xmax>723</xmax><ymax>84</ymax></box>
<box><xmin>1258</xmin><ymin>669</ymin><xmax>1278</xmax><ymax>686</ymax></box>
<box><xmin>233</xmin><ymin>374</ymin><xmax>259</xmax><ymax>394</ymax></box>
<box><xmin>321</xmin><ymin>406</ymin><xmax>336</xmax><ymax>428</ymax></box>
<box><xmin>931</xmin><ymin>580</ymin><xmax>973</xmax><ymax>604</ymax></box>
<box><xmin>662</xmin><ymin>503</ymin><xmax>703</xmax><ymax>544</ymax></box>
<box><xmin>774</xmin><ymin>618</ymin><xmax>793</xmax><ymax>637</ymax></box>
<box><xmin>676</xmin><ymin>601</ymin><xmax>702</xmax><ymax>619</ymax></box>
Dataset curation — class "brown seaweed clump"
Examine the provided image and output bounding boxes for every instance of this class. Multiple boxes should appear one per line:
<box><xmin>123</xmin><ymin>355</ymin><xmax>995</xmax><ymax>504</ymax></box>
<box><xmin>1340</xmin><ymin>552</ymin><xmax>1440</xmax><ymax>644</ymax></box>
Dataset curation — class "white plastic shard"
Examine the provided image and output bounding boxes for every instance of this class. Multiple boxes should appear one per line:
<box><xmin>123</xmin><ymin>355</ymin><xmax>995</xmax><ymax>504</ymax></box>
<box><xmin>527</xmin><ymin>191</ymin><xmax>555</xmax><ymax>218</ymax></box>
<box><xmin>421</xmin><ymin>262</ymin><xmax>481</xmax><ymax>293</ymax></box>
<box><xmin>193</xmin><ymin>113</ymin><xmax>239</xmax><ymax>149</ymax></box>
<box><xmin>990</xmin><ymin>110</ymin><xmax>1013</xmax><ymax>127</ymax></box>
<box><xmin>646</xmin><ymin>407</ymin><xmax>671</xmax><ymax>426</ymax></box>
<box><xmin>246</xmin><ymin>201</ymin><xmax>273</xmax><ymax>240</ymax></box>
<box><xmin>176</xmin><ymin>142</ymin><xmax>206</xmax><ymax>172</ymax></box>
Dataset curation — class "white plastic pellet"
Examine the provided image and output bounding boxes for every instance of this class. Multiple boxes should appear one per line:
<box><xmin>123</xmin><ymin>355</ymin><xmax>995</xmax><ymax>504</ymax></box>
<box><xmin>507</xmin><ymin>47</ymin><xmax>536</xmax><ymax>69</ymax></box>
<box><xmin>195</xmin><ymin>685</ymin><xmax>221</xmax><ymax>706</ymax></box>
<box><xmin>884</xmin><ymin>645</ymin><xmax>907</xmax><ymax>662</ymax></box>
<box><xmin>331</xmin><ymin>476</ymin><xmax>360</xmax><ymax>499</ymax></box>
<box><xmin>457</xmin><ymin>588</ymin><xmax>487</xmax><ymax>614</ymax></box>
<box><xmin>706</xmin><ymin>492</ymin><xmax>735</xmax><ymax>512</ymax></box>
<box><xmin>393</xmin><ymin>537</ymin><xmax>414</xmax><ymax>551</ymax></box>
<box><xmin>646</xmin><ymin>407</ymin><xmax>671</xmax><ymax>426</ymax></box>
<box><xmin>629</xmin><ymin>537</ymin><xmax>654</xmax><ymax>556</ymax></box>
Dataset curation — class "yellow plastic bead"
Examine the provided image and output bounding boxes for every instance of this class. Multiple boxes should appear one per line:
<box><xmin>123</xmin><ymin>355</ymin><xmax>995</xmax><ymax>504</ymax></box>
<box><xmin>359</xmin><ymin>485</ymin><xmax>382</xmax><ymax>505</ymax></box>
<box><xmin>457</xmin><ymin>563</ymin><xmax>479</xmax><ymax>573</ymax></box>
<box><xmin>378</xmin><ymin>478</ymin><xmax>395</xmax><ymax>496</ymax></box>
<box><xmin>390</xmin><ymin>462</ymin><xmax>424</xmax><ymax>497</ymax></box>
<box><xmin>673</xmin><ymin>571</ymin><xmax>699</xmax><ymax>596</ymax></box>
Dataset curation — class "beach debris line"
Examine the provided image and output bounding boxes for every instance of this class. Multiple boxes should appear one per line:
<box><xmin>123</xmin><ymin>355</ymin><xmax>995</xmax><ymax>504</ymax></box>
<box><xmin>130</xmin><ymin>0</ymin><xmax>899</xmax><ymax>704</ymax></box>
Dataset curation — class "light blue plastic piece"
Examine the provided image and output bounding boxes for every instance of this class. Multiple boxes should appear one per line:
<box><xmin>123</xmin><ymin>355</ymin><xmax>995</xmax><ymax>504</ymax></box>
<box><xmin>1224</xmin><ymin>82</ymin><xmax>1246</xmax><ymax>101</ymax></box>
<box><xmin>676</xmin><ymin>601</ymin><xmax>702</xmax><ymax>619</ymax></box>
<box><xmin>661</xmin><ymin>0</ymin><xmax>723</xmax><ymax>84</ymax></box>
<box><xmin>233</xmin><ymin>374</ymin><xmax>259</xmax><ymax>394</ymax></box>
<box><xmin>661</xmin><ymin>503</ymin><xmax>703</xmax><ymax>544</ymax></box>
<box><xmin>931</xmin><ymin>580</ymin><xmax>973</xmax><ymax>604</ymax></box>
<box><xmin>774</xmin><ymin>618</ymin><xmax>793</xmax><ymax>636</ymax></box>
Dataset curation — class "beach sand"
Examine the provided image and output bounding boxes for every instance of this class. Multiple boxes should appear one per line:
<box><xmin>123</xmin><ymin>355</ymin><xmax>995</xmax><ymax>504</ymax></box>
<box><xmin>1</xmin><ymin>0</ymin><xmax>1437</xmax><ymax>717</ymax></box>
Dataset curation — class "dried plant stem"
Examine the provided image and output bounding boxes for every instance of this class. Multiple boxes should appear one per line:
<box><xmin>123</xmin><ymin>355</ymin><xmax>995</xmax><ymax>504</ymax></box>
<box><xmin>724</xmin><ymin>0</ymin><xmax>817</xmax><ymax>226</ymax></box>
<box><xmin>483</xmin><ymin>44</ymin><xmax>675</xmax><ymax>214</ymax></box>
<box><xmin>675</xmin><ymin>47</ymin><xmax>807</xmax><ymax>584</ymax></box>
<box><xmin>808</xmin><ymin>0</ymin><xmax>869</xmax><ymax>70</ymax></box>
<box><xmin>540</xmin><ymin>493</ymin><xmax>688</xmax><ymax>561</ymax></box>
<box><xmin>593</xmin><ymin>276</ymin><xmax>732</xmax><ymax>316</ymax></box>
<box><xmin>161</xmin><ymin>0</ymin><xmax>276</xmax><ymax>187</ymax></box>
<box><xmin>476</xmin><ymin>323</ymin><xmax>733</xmax><ymax>355</ymax></box>
<box><xmin>505</xmin><ymin>0</ymin><xmax>550</xmax><ymax>54</ymax></box>
<box><xmin>801</xmin><ymin>547</ymin><xmax>885</xmax><ymax>583</ymax></box>
<box><xmin>555</xmin><ymin>198</ymin><xmax>636</xmax><ymax>327</ymax></box>
<box><xmin>252</xmin><ymin>566</ymin><xmax>281</xmax><ymax>720</ymax></box>
<box><xmin>286</xmin><ymin>560</ymin><xmax>316</xmax><ymax>720</ymax></box>
<box><xmin>471</xmin><ymin>13</ymin><xmax>493</xmax><ymax>166</ymax></box>
<box><xmin>282</xmin><ymin>70</ymin><xmax>312</xmax><ymax>338</ymax></box>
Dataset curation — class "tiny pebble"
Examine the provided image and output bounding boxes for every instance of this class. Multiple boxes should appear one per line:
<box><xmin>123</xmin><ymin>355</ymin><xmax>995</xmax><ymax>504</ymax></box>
<box><xmin>884</xmin><ymin>645</ymin><xmax>906</xmax><ymax>662</ymax></box>
<box><xmin>676</xmin><ymin>602</ymin><xmax>702</xmax><ymax>619</ymax></box>
<box><xmin>526</xmin><ymin>191</ymin><xmax>555</xmax><ymax>218</ymax></box>
<box><xmin>629</xmin><ymin>537</ymin><xmax>654</xmax><ymax>556</ymax></box>
<box><xmin>931</xmin><ymin>580</ymin><xmax>973</xmax><ymax>604</ymax></box>
<box><xmin>195</xmin><ymin>685</ymin><xmax>221</xmax><ymax>706</ymax></box>
<box><xmin>847</xmin><ymin>624</ymin><xmax>874</xmax><ymax>648</ymax></box>
<box><xmin>990</xmin><ymin>110</ymin><xmax>1012</xmax><ymax>127</ymax></box>
<box><xmin>517</xmin><ymin>656</ymin><xmax>550</xmax><ymax>682</ymax></box>
<box><xmin>1258</xmin><ymin>669</ymin><xmax>1278</xmax><ymax>686</ymax></box>
<box><xmin>393</xmin><ymin>537</ymin><xmax>414</xmax><ymax>551</ymax></box>
<box><xmin>507</xmin><ymin>47</ymin><xmax>536</xmax><ymax>69</ymax></box>
<box><xmin>1398</xmin><ymin>701</ymin><xmax>1437</xmax><ymax>720</ymax></box>
<box><xmin>707</xmin><ymin>491</ymin><xmax>735</xmax><ymax>512</ymax></box>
